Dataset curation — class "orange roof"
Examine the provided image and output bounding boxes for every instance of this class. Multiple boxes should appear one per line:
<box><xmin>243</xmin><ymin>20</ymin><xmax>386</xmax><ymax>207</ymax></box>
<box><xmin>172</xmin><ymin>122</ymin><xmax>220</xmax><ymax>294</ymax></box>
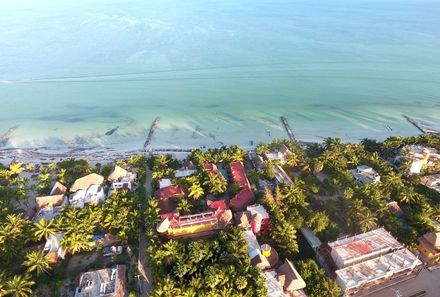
<box><xmin>230</xmin><ymin>188</ymin><xmax>255</xmax><ymax>211</ymax></box>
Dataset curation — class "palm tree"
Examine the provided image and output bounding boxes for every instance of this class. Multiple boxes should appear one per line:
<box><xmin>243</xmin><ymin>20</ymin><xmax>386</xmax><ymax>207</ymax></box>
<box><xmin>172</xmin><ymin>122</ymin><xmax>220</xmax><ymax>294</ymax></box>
<box><xmin>9</xmin><ymin>163</ymin><xmax>23</xmax><ymax>175</ymax></box>
<box><xmin>60</xmin><ymin>232</ymin><xmax>93</xmax><ymax>254</ymax></box>
<box><xmin>176</xmin><ymin>199</ymin><xmax>192</xmax><ymax>214</ymax></box>
<box><xmin>188</xmin><ymin>183</ymin><xmax>204</xmax><ymax>200</ymax></box>
<box><xmin>33</xmin><ymin>218</ymin><xmax>56</xmax><ymax>241</ymax></box>
<box><xmin>203</xmin><ymin>173</ymin><xmax>227</xmax><ymax>195</ymax></box>
<box><xmin>5</xmin><ymin>274</ymin><xmax>34</xmax><ymax>297</ymax></box>
<box><xmin>358</xmin><ymin>211</ymin><xmax>378</xmax><ymax>233</ymax></box>
<box><xmin>286</xmin><ymin>153</ymin><xmax>298</xmax><ymax>168</ymax></box>
<box><xmin>0</xmin><ymin>272</ymin><xmax>9</xmax><ymax>297</ymax></box>
<box><xmin>22</xmin><ymin>251</ymin><xmax>51</xmax><ymax>276</ymax></box>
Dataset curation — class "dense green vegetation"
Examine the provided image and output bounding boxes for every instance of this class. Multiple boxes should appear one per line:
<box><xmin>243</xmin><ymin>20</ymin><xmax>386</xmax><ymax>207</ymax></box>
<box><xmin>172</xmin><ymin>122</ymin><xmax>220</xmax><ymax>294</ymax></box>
<box><xmin>2</xmin><ymin>135</ymin><xmax>440</xmax><ymax>296</ymax></box>
<box><xmin>145</xmin><ymin>198</ymin><xmax>267</xmax><ymax>297</ymax></box>
<box><xmin>0</xmin><ymin>156</ymin><xmax>146</xmax><ymax>297</ymax></box>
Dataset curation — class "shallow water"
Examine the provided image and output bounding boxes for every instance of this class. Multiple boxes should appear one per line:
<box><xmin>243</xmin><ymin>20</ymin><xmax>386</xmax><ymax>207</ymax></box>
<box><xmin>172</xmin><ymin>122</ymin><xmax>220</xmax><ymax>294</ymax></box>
<box><xmin>1</xmin><ymin>0</ymin><xmax>440</xmax><ymax>150</ymax></box>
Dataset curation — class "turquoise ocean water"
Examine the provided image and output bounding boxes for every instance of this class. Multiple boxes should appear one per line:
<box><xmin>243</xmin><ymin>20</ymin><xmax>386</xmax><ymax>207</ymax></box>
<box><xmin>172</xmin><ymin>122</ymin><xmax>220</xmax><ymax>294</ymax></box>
<box><xmin>1</xmin><ymin>0</ymin><xmax>440</xmax><ymax>150</ymax></box>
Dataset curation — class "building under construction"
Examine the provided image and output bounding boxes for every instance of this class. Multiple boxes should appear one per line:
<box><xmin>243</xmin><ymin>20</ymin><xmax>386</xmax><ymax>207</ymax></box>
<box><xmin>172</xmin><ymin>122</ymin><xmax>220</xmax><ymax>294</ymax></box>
<box><xmin>328</xmin><ymin>228</ymin><xmax>422</xmax><ymax>296</ymax></box>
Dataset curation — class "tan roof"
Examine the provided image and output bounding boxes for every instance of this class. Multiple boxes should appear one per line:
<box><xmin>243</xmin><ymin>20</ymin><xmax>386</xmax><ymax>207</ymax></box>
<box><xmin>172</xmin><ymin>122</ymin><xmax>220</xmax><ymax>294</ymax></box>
<box><xmin>107</xmin><ymin>165</ymin><xmax>128</xmax><ymax>182</ymax></box>
<box><xmin>423</xmin><ymin>231</ymin><xmax>440</xmax><ymax>248</ymax></box>
<box><xmin>50</xmin><ymin>181</ymin><xmax>67</xmax><ymax>195</ymax></box>
<box><xmin>70</xmin><ymin>173</ymin><xmax>104</xmax><ymax>192</ymax></box>
<box><xmin>35</xmin><ymin>194</ymin><xmax>65</xmax><ymax>209</ymax></box>
<box><xmin>276</xmin><ymin>259</ymin><xmax>306</xmax><ymax>292</ymax></box>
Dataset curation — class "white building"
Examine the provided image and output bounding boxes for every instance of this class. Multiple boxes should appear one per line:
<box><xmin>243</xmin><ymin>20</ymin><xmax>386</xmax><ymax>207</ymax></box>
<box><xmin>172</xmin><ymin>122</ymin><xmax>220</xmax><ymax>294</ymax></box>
<box><xmin>264</xmin><ymin>144</ymin><xmax>292</xmax><ymax>164</ymax></box>
<box><xmin>329</xmin><ymin>228</ymin><xmax>421</xmax><ymax>295</ymax></box>
<box><xmin>351</xmin><ymin>165</ymin><xmax>380</xmax><ymax>185</ymax></box>
<box><xmin>395</xmin><ymin>145</ymin><xmax>439</xmax><ymax>174</ymax></box>
<box><xmin>174</xmin><ymin>169</ymin><xmax>197</xmax><ymax>178</ymax></box>
<box><xmin>69</xmin><ymin>173</ymin><xmax>106</xmax><ymax>208</ymax></box>
<box><xmin>107</xmin><ymin>165</ymin><xmax>137</xmax><ymax>192</ymax></box>
<box><xmin>158</xmin><ymin>178</ymin><xmax>172</xmax><ymax>189</ymax></box>
<box><xmin>74</xmin><ymin>265</ymin><xmax>126</xmax><ymax>297</ymax></box>
<box><xmin>335</xmin><ymin>248</ymin><xmax>421</xmax><ymax>292</ymax></box>
<box><xmin>329</xmin><ymin>228</ymin><xmax>403</xmax><ymax>269</ymax></box>
<box><xmin>421</xmin><ymin>174</ymin><xmax>440</xmax><ymax>193</ymax></box>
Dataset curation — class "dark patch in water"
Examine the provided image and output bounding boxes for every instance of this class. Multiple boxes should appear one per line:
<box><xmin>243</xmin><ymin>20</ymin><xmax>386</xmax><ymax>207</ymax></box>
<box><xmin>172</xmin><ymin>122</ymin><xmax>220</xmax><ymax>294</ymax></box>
<box><xmin>38</xmin><ymin>115</ymin><xmax>85</xmax><ymax>122</ymax></box>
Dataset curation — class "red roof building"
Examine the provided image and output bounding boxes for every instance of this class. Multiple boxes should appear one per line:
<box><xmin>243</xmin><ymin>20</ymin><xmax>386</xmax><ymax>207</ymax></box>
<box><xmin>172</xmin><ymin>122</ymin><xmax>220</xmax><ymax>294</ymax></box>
<box><xmin>204</xmin><ymin>162</ymin><xmax>219</xmax><ymax>175</ymax></box>
<box><xmin>229</xmin><ymin>162</ymin><xmax>255</xmax><ymax>211</ymax></box>
<box><xmin>230</xmin><ymin>161</ymin><xmax>250</xmax><ymax>188</ymax></box>
<box><xmin>230</xmin><ymin>188</ymin><xmax>255</xmax><ymax>212</ymax></box>
<box><xmin>156</xmin><ymin>185</ymin><xmax>184</xmax><ymax>199</ymax></box>
<box><xmin>155</xmin><ymin>185</ymin><xmax>184</xmax><ymax>214</ymax></box>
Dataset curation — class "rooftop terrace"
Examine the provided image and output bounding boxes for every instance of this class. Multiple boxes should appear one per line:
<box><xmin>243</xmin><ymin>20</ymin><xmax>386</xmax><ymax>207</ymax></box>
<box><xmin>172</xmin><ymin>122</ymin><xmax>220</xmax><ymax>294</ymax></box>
<box><xmin>329</xmin><ymin>228</ymin><xmax>403</xmax><ymax>268</ymax></box>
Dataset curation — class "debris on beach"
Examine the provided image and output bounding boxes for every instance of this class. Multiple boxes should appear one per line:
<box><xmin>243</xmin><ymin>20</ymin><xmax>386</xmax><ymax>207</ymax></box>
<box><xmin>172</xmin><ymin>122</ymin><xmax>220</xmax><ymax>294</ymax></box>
<box><xmin>105</xmin><ymin>126</ymin><xmax>120</xmax><ymax>136</ymax></box>
<box><xmin>0</xmin><ymin>125</ymin><xmax>19</xmax><ymax>147</ymax></box>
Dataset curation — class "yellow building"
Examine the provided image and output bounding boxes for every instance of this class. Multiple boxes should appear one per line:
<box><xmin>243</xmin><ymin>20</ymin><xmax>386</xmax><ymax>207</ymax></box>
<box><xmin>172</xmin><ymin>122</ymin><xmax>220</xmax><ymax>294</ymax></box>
<box><xmin>418</xmin><ymin>231</ymin><xmax>440</xmax><ymax>263</ymax></box>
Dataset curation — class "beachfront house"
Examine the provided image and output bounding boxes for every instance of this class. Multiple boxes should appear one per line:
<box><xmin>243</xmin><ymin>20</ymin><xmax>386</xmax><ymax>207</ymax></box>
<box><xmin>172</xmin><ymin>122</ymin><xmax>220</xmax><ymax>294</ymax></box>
<box><xmin>107</xmin><ymin>165</ymin><xmax>137</xmax><ymax>192</ymax></box>
<box><xmin>328</xmin><ymin>228</ymin><xmax>422</xmax><ymax>295</ymax></box>
<box><xmin>263</xmin><ymin>144</ymin><xmax>292</xmax><ymax>164</ymax></box>
<box><xmin>350</xmin><ymin>165</ymin><xmax>380</xmax><ymax>185</ymax></box>
<box><xmin>33</xmin><ymin>194</ymin><xmax>67</xmax><ymax>222</ymax></box>
<box><xmin>74</xmin><ymin>265</ymin><xmax>127</xmax><ymax>297</ymax></box>
<box><xmin>394</xmin><ymin>145</ymin><xmax>439</xmax><ymax>174</ymax></box>
<box><xmin>33</xmin><ymin>181</ymin><xmax>68</xmax><ymax>222</ymax></box>
<box><xmin>69</xmin><ymin>173</ymin><xmax>106</xmax><ymax>208</ymax></box>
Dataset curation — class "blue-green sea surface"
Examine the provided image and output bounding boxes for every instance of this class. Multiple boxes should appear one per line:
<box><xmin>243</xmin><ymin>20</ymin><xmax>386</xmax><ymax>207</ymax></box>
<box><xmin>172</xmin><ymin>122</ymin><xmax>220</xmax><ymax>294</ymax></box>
<box><xmin>1</xmin><ymin>0</ymin><xmax>440</xmax><ymax>150</ymax></box>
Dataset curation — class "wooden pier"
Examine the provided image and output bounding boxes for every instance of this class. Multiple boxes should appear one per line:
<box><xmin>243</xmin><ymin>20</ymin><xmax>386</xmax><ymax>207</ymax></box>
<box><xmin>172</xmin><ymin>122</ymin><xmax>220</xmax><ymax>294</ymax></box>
<box><xmin>280</xmin><ymin>116</ymin><xmax>295</xmax><ymax>140</ymax></box>
<box><xmin>143</xmin><ymin>117</ymin><xmax>160</xmax><ymax>151</ymax></box>
<box><xmin>403</xmin><ymin>115</ymin><xmax>440</xmax><ymax>137</ymax></box>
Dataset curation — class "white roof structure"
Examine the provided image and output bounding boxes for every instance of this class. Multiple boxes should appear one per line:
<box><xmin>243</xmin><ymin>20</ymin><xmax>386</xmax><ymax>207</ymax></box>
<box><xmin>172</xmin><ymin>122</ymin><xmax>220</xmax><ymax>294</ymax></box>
<box><xmin>351</xmin><ymin>165</ymin><xmax>380</xmax><ymax>185</ymax></box>
<box><xmin>335</xmin><ymin>248</ymin><xmax>421</xmax><ymax>291</ymax></box>
<box><xmin>158</xmin><ymin>179</ymin><xmax>172</xmax><ymax>189</ymax></box>
<box><xmin>274</xmin><ymin>165</ymin><xmax>293</xmax><ymax>185</ymax></box>
<box><xmin>264</xmin><ymin>271</ymin><xmax>288</xmax><ymax>297</ymax></box>
<box><xmin>264</xmin><ymin>144</ymin><xmax>292</xmax><ymax>164</ymax></box>
<box><xmin>396</xmin><ymin>145</ymin><xmax>440</xmax><ymax>174</ymax></box>
<box><xmin>329</xmin><ymin>228</ymin><xmax>403</xmax><ymax>269</ymax></box>
<box><xmin>247</xmin><ymin>204</ymin><xmax>270</xmax><ymax>220</ymax></box>
<box><xmin>174</xmin><ymin>169</ymin><xmax>197</xmax><ymax>178</ymax></box>
<box><xmin>74</xmin><ymin>265</ymin><xmax>123</xmax><ymax>297</ymax></box>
